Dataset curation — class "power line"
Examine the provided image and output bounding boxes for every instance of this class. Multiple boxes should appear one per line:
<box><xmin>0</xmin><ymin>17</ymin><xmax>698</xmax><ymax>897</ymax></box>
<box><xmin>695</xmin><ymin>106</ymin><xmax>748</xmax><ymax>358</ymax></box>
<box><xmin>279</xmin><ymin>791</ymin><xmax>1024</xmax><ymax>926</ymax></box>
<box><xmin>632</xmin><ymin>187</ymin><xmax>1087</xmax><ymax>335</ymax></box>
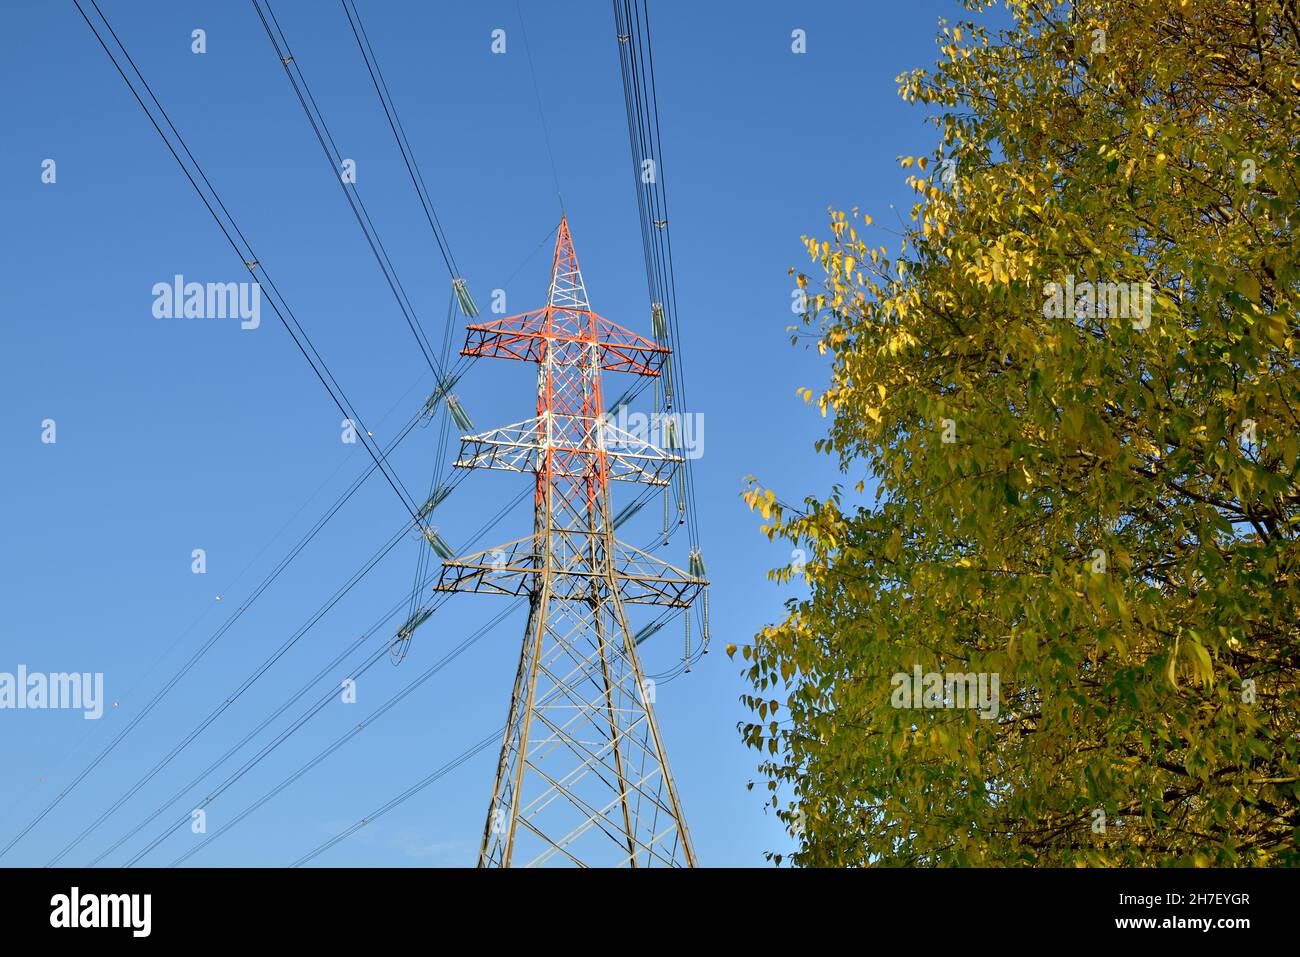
<box><xmin>139</xmin><ymin>597</ymin><xmax>523</xmax><ymax>867</ymax></box>
<box><xmin>71</xmin><ymin>0</ymin><xmax>423</xmax><ymax>523</ymax></box>
<box><xmin>251</xmin><ymin>0</ymin><xmax>448</xmax><ymax>381</ymax></box>
<box><xmin>11</xmin><ymin>0</ymin><xmax>469</xmax><ymax>863</ymax></box>
<box><xmin>141</xmin><ymin>470</ymin><xmax>691</xmax><ymax>868</ymax></box>
<box><xmin>515</xmin><ymin>0</ymin><xmax>565</xmax><ymax>213</ymax></box>
<box><xmin>337</xmin><ymin>0</ymin><xmax>463</xmax><ymax>281</ymax></box>
<box><xmin>290</xmin><ymin>728</ymin><xmax>502</xmax><ymax>867</ymax></box>
<box><xmin>88</xmin><ymin>547</ymin><xmax>455</xmax><ymax>868</ymax></box>
<box><xmin>612</xmin><ymin>0</ymin><xmax>709</xmax><ymax>656</ymax></box>
<box><xmin>48</xmin><ymin>508</ymin><xmax>423</xmax><ymax>866</ymax></box>
<box><xmin>1</xmin><ymin>381</ymin><xmax>431</xmax><ymax>861</ymax></box>
<box><xmin>612</xmin><ymin>0</ymin><xmax>703</xmax><ymax>553</ymax></box>
<box><xmin>13</xmin><ymin>149</ymin><xmax>563</xmax><ymax>860</ymax></box>
<box><xmin>268</xmin><ymin>0</ymin><xmax>501</xmax><ymax>669</ymax></box>
<box><xmin>48</xmin><ymin>0</ymin><xmax>706</xmax><ymax>869</ymax></box>
<box><xmin>52</xmin><ymin>458</ymin><xmax>473</xmax><ymax>866</ymax></box>
<box><xmin>145</xmin><ymin>227</ymin><xmax>696</xmax><ymax>870</ymax></box>
<box><xmin>92</xmin><ymin>477</ymin><xmax>531</xmax><ymax>867</ymax></box>
<box><xmin>289</xmin><ymin>591</ymin><xmax>702</xmax><ymax>867</ymax></box>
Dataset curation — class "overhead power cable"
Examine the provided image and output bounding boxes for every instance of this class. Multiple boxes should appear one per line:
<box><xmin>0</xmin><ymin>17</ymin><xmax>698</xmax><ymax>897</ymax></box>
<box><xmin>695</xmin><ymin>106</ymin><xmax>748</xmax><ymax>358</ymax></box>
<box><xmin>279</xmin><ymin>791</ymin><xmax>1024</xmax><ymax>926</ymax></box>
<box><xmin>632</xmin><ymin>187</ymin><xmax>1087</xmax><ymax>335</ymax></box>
<box><xmin>257</xmin><ymin>0</ymin><xmax>496</xmax><ymax>668</ymax></box>
<box><xmin>57</xmin><ymin>457</ymin><xmax>480</xmax><ymax>866</ymax></box>
<box><xmin>95</xmin><ymin>478</ymin><xmax>530</xmax><ymax>867</ymax></box>
<box><xmin>139</xmin><ymin>597</ymin><xmax>523</xmax><ymax>867</ymax></box>
<box><xmin>1</xmin><ymin>379</ymin><xmax>432</xmax><ymax>862</ymax></box>
<box><xmin>612</xmin><ymin>0</ymin><xmax>702</xmax><ymax>553</ymax></box>
<box><xmin>0</xmin><ymin>362</ymin><xmax>431</xmax><ymax>835</ymax></box>
<box><xmin>251</xmin><ymin>0</ymin><xmax>453</xmax><ymax>379</ymax></box>
<box><xmin>290</xmin><ymin>728</ymin><xmax>502</xmax><ymax>867</ymax></box>
<box><xmin>48</xmin><ymin>506</ymin><xmax>425</xmax><ymax>866</ymax></box>
<box><xmin>87</xmin><ymin>574</ymin><xmax>420</xmax><ymax>867</ymax></box>
<box><xmin>131</xmin><ymin>500</ymin><xmax>679</xmax><ymax>868</ymax></box>
<box><xmin>53</xmin><ymin>0</ymin><xmax>703</xmax><ymax>870</ymax></box>
<box><xmin>16</xmin><ymin>0</ymin><xmax>471</xmax><ymax>864</ymax></box>
<box><xmin>289</xmin><ymin>593</ymin><xmax>701</xmax><ymax>866</ymax></box>
<box><xmin>122</xmin><ymin>457</ymin><xmax>688</xmax><ymax>867</ymax></box>
<box><xmin>72</xmin><ymin>0</ymin><xmax>423</xmax><ymax>524</ymax></box>
<box><xmin>514</xmin><ymin>0</ymin><xmax>565</xmax><ymax>213</ymax></box>
<box><xmin>337</xmin><ymin>0</ymin><xmax>464</xmax><ymax>283</ymax></box>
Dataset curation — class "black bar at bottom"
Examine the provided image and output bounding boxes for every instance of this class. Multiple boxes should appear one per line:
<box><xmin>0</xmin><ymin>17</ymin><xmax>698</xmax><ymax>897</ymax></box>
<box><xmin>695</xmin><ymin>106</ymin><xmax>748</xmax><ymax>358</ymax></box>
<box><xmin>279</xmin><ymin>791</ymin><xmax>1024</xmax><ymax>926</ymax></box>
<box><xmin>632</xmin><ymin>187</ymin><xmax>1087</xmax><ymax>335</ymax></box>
<box><xmin>0</xmin><ymin>866</ymin><xmax>1289</xmax><ymax>943</ymax></box>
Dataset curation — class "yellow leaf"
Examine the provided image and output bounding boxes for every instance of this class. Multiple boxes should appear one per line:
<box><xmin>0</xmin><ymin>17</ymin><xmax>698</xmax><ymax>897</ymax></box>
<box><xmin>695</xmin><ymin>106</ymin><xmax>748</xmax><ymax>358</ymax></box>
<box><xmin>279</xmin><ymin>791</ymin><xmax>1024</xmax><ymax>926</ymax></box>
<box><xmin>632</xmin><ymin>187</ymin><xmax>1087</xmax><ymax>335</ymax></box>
<box><xmin>884</xmin><ymin>530</ymin><xmax>902</xmax><ymax>561</ymax></box>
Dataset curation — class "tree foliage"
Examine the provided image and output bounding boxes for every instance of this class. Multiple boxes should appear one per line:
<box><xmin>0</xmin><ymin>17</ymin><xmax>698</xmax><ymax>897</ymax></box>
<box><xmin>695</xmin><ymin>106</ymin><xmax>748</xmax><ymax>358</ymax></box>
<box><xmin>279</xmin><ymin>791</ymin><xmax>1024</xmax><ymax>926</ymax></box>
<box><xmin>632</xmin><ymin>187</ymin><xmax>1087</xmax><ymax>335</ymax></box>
<box><xmin>740</xmin><ymin>0</ymin><xmax>1300</xmax><ymax>865</ymax></box>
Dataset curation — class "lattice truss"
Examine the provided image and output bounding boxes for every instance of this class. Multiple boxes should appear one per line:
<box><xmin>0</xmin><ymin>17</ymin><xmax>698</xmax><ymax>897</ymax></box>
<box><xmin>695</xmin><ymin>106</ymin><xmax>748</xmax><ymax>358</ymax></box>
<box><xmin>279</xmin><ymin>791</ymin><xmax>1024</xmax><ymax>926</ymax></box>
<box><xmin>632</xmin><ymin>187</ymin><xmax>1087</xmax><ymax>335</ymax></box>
<box><xmin>435</xmin><ymin>218</ymin><xmax>704</xmax><ymax>867</ymax></box>
<box><xmin>454</xmin><ymin>414</ymin><xmax>680</xmax><ymax>487</ymax></box>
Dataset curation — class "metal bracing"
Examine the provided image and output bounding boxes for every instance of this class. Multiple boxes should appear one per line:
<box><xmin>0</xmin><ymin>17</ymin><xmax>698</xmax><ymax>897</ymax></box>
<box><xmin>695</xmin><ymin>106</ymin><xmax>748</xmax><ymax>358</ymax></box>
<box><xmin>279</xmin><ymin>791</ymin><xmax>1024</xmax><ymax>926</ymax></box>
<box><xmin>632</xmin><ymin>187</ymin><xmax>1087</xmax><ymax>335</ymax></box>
<box><xmin>434</xmin><ymin>534</ymin><xmax>703</xmax><ymax>607</ymax></box>
<box><xmin>452</xmin><ymin>413</ymin><xmax>683</xmax><ymax>486</ymax></box>
<box><xmin>440</xmin><ymin>218</ymin><xmax>702</xmax><ymax>867</ymax></box>
<box><xmin>463</xmin><ymin>313</ymin><xmax>669</xmax><ymax>376</ymax></box>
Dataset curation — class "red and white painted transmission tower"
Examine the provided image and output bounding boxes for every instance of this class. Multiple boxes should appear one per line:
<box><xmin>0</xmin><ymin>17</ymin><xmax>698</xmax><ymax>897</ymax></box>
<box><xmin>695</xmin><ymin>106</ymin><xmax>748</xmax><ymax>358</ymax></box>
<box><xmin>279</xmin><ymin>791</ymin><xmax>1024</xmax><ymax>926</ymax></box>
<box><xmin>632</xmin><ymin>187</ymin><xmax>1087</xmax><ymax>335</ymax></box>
<box><xmin>435</xmin><ymin>218</ymin><xmax>705</xmax><ymax>867</ymax></box>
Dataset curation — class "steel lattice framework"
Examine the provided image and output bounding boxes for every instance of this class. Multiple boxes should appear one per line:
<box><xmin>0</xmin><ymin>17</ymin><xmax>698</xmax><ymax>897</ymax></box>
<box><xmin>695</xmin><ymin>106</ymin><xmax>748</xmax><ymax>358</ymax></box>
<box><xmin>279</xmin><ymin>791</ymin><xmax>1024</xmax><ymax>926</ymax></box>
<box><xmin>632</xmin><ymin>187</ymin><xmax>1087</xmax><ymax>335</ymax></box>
<box><xmin>435</xmin><ymin>218</ymin><xmax>703</xmax><ymax>867</ymax></box>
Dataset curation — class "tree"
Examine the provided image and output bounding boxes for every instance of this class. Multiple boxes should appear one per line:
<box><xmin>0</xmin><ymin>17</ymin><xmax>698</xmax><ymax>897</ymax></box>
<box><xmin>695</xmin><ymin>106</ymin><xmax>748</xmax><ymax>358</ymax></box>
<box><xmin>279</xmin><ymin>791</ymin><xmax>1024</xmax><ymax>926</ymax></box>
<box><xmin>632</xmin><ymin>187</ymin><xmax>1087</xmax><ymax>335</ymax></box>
<box><xmin>738</xmin><ymin>0</ymin><xmax>1300</xmax><ymax>866</ymax></box>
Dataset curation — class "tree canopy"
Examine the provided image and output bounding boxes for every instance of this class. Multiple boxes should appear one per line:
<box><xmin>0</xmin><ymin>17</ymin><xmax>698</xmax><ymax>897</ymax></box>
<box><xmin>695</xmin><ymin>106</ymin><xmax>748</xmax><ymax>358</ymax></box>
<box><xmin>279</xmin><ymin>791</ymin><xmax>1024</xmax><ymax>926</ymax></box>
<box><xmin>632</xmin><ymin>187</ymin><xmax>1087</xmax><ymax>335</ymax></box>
<box><xmin>739</xmin><ymin>0</ymin><xmax>1300</xmax><ymax>865</ymax></box>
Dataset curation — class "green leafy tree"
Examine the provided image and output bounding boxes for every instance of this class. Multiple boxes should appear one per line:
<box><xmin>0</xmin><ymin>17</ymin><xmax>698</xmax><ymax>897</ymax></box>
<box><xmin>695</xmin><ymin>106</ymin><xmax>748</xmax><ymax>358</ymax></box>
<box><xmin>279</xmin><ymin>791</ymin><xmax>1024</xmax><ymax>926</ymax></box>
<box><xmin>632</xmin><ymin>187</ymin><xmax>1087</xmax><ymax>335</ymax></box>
<box><xmin>740</xmin><ymin>0</ymin><xmax>1300</xmax><ymax>865</ymax></box>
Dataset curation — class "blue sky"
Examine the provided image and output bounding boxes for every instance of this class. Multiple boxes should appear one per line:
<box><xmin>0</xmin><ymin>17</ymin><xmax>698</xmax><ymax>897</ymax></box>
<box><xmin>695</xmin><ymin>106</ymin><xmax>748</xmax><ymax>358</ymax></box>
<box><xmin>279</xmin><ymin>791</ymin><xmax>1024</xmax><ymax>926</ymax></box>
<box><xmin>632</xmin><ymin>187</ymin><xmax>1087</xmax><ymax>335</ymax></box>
<box><xmin>1</xmin><ymin>0</ymin><xmax>954</xmax><ymax>866</ymax></box>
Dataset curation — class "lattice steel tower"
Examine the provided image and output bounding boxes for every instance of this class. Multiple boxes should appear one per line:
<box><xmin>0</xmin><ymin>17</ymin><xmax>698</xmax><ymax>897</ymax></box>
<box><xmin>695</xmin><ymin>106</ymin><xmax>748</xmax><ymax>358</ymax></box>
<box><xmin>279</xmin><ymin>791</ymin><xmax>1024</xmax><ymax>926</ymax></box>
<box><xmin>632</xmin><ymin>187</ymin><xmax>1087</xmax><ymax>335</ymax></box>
<box><xmin>435</xmin><ymin>218</ymin><xmax>704</xmax><ymax>867</ymax></box>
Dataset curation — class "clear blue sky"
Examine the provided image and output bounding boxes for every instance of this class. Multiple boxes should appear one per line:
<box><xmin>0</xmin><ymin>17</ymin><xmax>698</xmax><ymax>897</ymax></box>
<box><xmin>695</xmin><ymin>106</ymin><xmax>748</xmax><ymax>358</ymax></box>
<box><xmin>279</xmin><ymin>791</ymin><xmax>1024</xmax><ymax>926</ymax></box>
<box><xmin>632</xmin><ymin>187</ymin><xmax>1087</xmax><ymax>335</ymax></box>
<box><xmin>1</xmin><ymin>0</ymin><xmax>952</xmax><ymax>866</ymax></box>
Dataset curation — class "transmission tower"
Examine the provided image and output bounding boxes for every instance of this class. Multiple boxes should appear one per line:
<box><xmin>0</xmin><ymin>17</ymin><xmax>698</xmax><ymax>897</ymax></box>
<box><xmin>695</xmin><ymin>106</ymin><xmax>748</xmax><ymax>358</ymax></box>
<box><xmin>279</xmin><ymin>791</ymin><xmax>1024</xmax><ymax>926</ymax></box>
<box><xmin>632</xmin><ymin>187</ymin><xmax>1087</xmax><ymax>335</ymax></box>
<box><xmin>435</xmin><ymin>218</ymin><xmax>705</xmax><ymax>867</ymax></box>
